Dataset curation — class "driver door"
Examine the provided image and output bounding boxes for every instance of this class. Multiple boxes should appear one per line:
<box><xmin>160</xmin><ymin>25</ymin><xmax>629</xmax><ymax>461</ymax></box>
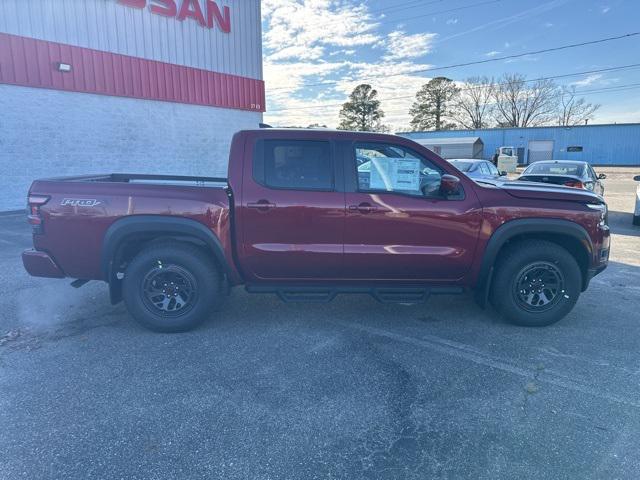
<box><xmin>343</xmin><ymin>141</ymin><xmax>482</xmax><ymax>282</ymax></box>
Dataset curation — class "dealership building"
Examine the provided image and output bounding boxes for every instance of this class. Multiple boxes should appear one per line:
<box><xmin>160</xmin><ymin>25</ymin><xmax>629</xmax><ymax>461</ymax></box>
<box><xmin>399</xmin><ymin>123</ymin><xmax>640</xmax><ymax>166</ymax></box>
<box><xmin>0</xmin><ymin>0</ymin><xmax>264</xmax><ymax>211</ymax></box>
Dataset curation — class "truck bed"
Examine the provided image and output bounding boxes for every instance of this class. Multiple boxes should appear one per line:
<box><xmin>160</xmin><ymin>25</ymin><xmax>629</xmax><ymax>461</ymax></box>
<box><xmin>27</xmin><ymin>173</ymin><xmax>234</xmax><ymax>282</ymax></box>
<box><xmin>37</xmin><ymin>173</ymin><xmax>228</xmax><ymax>187</ymax></box>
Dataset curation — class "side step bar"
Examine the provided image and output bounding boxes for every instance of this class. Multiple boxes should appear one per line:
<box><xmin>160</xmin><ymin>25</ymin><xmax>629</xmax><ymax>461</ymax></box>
<box><xmin>245</xmin><ymin>285</ymin><xmax>464</xmax><ymax>304</ymax></box>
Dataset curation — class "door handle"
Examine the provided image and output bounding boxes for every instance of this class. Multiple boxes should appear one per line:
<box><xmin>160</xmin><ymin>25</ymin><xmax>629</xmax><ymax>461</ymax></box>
<box><xmin>349</xmin><ymin>202</ymin><xmax>378</xmax><ymax>214</ymax></box>
<box><xmin>247</xmin><ymin>200</ymin><xmax>276</xmax><ymax>211</ymax></box>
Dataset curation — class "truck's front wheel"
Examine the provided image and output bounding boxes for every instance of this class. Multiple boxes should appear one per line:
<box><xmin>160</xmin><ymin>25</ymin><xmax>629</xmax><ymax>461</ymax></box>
<box><xmin>122</xmin><ymin>242</ymin><xmax>220</xmax><ymax>332</ymax></box>
<box><xmin>490</xmin><ymin>240</ymin><xmax>582</xmax><ymax>327</ymax></box>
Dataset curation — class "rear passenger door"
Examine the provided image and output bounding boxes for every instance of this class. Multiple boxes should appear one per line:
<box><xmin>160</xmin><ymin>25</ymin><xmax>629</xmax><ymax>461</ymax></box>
<box><xmin>240</xmin><ymin>137</ymin><xmax>345</xmax><ymax>281</ymax></box>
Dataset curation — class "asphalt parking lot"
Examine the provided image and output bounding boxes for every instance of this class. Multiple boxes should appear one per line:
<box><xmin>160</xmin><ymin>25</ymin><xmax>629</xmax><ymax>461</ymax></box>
<box><xmin>1</xmin><ymin>169</ymin><xmax>639</xmax><ymax>479</ymax></box>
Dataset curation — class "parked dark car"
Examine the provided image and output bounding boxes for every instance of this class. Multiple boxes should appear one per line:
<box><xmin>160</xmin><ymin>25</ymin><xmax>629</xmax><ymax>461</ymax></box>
<box><xmin>23</xmin><ymin>129</ymin><xmax>609</xmax><ymax>332</ymax></box>
<box><xmin>449</xmin><ymin>159</ymin><xmax>507</xmax><ymax>181</ymax></box>
<box><xmin>518</xmin><ymin>160</ymin><xmax>606</xmax><ymax>196</ymax></box>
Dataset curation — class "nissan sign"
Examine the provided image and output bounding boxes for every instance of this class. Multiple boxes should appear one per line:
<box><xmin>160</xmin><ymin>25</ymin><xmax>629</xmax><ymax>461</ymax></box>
<box><xmin>118</xmin><ymin>0</ymin><xmax>231</xmax><ymax>33</ymax></box>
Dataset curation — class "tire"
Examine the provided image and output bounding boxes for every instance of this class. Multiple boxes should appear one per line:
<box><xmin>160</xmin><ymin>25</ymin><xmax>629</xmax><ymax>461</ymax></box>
<box><xmin>634</xmin><ymin>215</ymin><xmax>640</xmax><ymax>226</ymax></box>
<box><xmin>489</xmin><ymin>240</ymin><xmax>581</xmax><ymax>327</ymax></box>
<box><xmin>122</xmin><ymin>242</ymin><xmax>220</xmax><ymax>332</ymax></box>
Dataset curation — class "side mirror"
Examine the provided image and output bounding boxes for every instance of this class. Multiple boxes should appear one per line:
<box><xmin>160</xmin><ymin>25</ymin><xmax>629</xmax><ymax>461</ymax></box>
<box><xmin>598</xmin><ymin>173</ymin><xmax>607</xmax><ymax>180</ymax></box>
<box><xmin>634</xmin><ymin>175</ymin><xmax>640</xmax><ymax>182</ymax></box>
<box><xmin>440</xmin><ymin>174</ymin><xmax>461</xmax><ymax>197</ymax></box>
<box><xmin>500</xmin><ymin>171</ymin><xmax>508</xmax><ymax>176</ymax></box>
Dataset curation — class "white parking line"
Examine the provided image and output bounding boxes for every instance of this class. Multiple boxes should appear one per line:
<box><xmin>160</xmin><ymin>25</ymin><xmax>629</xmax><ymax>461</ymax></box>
<box><xmin>333</xmin><ymin>319</ymin><xmax>640</xmax><ymax>410</ymax></box>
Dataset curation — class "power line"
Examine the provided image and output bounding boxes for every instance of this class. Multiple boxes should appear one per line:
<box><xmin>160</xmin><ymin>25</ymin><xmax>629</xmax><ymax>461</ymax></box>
<box><xmin>270</xmin><ymin>31</ymin><xmax>640</xmax><ymax>92</ymax></box>
<box><xmin>366</xmin><ymin>0</ymin><xmax>445</xmax><ymax>16</ymax></box>
<box><xmin>354</xmin><ymin>82</ymin><xmax>640</xmax><ymax>117</ymax></box>
<box><xmin>265</xmin><ymin>0</ymin><xmax>479</xmax><ymax>35</ymax></box>
<box><xmin>268</xmin><ymin>63</ymin><xmax>640</xmax><ymax>113</ymax></box>
<box><xmin>367</xmin><ymin>0</ymin><xmax>502</xmax><ymax>26</ymax></box>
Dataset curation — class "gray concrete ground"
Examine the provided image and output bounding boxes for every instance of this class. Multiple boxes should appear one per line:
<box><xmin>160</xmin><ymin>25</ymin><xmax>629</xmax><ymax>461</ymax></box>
<box><xmin>1</xmin><ymin>168</ymin><xmax>639</xmax><ymax>479</ymax></box>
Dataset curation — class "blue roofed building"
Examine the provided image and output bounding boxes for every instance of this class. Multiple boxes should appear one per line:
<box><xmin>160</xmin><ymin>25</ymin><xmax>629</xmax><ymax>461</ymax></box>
<box><xmin>398</xmin><ymin>123</ymin><xmax>640</xmax><ymax>166</ymax></box>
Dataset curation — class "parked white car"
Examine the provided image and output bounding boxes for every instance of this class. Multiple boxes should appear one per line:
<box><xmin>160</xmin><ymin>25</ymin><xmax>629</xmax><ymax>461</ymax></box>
<box><xmin>634</xmin><ymin>175</ymin><xmax>640</xmax><ymax>226</ymax></box>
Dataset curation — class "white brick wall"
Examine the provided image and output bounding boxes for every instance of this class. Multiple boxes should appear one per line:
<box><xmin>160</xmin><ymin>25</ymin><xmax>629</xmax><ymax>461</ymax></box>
<box><xmin>0</xmin><ymin>84</ymin><xmax>262</xmax><ymax>211</ymax></box>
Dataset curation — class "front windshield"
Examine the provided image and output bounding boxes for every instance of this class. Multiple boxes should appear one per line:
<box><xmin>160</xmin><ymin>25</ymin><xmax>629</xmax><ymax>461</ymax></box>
<box><xmin>525</xmin><ymin>163</ymin><xmax>585</xmax><ymax>176</ymax></box>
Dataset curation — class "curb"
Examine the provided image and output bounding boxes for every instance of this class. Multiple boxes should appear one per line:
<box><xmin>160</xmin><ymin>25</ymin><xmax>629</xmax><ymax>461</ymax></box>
<box><xmin>0</xmin><ymin>209</ymin><xmax>26</xmax><ymax>217</ymax></box>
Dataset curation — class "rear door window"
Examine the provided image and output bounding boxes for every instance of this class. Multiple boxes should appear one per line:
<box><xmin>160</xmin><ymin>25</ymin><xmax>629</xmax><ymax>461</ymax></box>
<box><xmin>254</xmin><ymin>140</ymin><xmax>333</xmax><ymax>190</ymax></box>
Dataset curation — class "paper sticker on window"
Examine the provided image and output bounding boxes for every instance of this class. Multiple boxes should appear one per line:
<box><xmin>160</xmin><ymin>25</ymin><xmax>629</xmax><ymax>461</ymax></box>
<box><xmin>369</xmin><ymin>158</ymin><xmax>421</xmax><ymax>191</ymax></box>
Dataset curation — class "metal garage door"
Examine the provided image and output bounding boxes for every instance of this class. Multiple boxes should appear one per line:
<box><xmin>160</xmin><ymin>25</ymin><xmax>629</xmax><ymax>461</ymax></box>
<box><xmin>527</xmin><ymin>140</ymin><xmax>554</xmax><ymax>164</ymax></box>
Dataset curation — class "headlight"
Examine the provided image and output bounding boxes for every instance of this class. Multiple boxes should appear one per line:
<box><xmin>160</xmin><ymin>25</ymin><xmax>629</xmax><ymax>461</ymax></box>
<box><xmin>587</xmin><ymin>203</ymin><xmax>608</xmax><ymax>227</ymax></box>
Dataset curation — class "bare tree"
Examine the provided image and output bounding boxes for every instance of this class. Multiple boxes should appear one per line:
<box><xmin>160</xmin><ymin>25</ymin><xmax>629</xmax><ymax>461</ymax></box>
<box><xmin>452</xmin><ymin>76</ymin><xmax>495</xmax><ymax>129</ymax></box>
<box><xmin>557</xmin><ymin>86</ymin><xmax>600</xmax><ymax>126</ymax></box>
<box><xmin>493</xmin><ymin>73</ymin><xmax>559</xmax><ymax>127</ymax></box>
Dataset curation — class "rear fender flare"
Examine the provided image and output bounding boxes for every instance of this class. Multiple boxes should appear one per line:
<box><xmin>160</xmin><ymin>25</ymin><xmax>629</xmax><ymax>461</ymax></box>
<box><xmin>102</xmin><ymin>216</ymin><xmax>232</xmax><ymax>302</ymax></box>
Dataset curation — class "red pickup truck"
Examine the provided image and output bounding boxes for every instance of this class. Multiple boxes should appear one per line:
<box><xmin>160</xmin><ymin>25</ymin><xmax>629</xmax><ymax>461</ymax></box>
<box><xmin>22</xmin><ymin>129</ymin><xmax>610</xmax><ymax>332</ymax></box>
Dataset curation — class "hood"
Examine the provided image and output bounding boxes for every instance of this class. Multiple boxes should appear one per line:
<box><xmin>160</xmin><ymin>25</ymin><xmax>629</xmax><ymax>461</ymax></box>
<box><xmin>474</xmin><ymin>179</ymin><xmax>605</xmax><ymax>204</ymax></box>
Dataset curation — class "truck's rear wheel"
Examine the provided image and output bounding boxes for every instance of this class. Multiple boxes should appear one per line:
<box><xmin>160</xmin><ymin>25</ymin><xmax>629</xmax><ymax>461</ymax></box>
<box><xmin>122</xmin><ymin>242</ymin><xmax>220</xmax><ymax>332</ymax></box>
<box><xmin>490</xmin><ymin>240</ymin><xmax>581</xmax><ymax>327</ymax></box>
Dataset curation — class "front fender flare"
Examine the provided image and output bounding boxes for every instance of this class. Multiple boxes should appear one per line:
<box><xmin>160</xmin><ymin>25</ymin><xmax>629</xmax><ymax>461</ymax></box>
<box><xmin>474</xmin><ymin>218</ymin><xmax>594</xmax><ymax>307</ymax></box>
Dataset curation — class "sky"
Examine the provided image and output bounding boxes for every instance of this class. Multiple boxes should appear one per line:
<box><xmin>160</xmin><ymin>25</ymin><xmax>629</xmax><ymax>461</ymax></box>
<box><xmin>260</xmin><ymin>0</ymin><xmax>640</xmax><ymax>131</ymax></box>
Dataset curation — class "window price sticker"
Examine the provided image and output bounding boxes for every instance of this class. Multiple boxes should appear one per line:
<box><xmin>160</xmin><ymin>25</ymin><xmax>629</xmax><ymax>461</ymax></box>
<box><xmin>369</xmin><ymin>157</ymin><xmax>421</xmax><ymax>191</ymax></box>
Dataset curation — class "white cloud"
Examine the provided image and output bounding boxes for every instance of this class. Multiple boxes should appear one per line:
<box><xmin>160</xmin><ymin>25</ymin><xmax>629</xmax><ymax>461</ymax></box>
<box><xmin>265</xmin><ymin>60</ymin><xmax>434</xmax><ymax>131</ymax></box>
<box><xmin>383</xmin><ymin>30</ymin><xmax>437</xmax><ymax>61</ymax></box>
<box><xmin>485</xmin><ymin>50</ymin><xmax>501</xmax><ymax>57</ymax></box>
<box><xmin>593</xmin><ymin>106</ymin><xmax>640</xmax><ymax>124</ymax></box>
<box><xmin>504</xmin><ymin>55</ymin><xmax>539</xmax><ymax>64</ymax></box>
<box><xmin>570</xmin><ymin>74</ymin><xmax>620</xmax><ymax>87</ymax></box>
<box><xmin>446</xmin><ymin>18</ymin><xmax>458</xmax><ymax>25</ymax></box>
<box><xmin>601</xmin><ymin>6</ymin><xmax>611</xmax><ymax>13</ymax></box>
<box><xmin>262</xmin><ymin>1</ymin><xmax>439</xmax><ymax>130</ymax></box>
<box><xmin>329</xmin><ymin>49</ymin><xmax>356</xmax><ymax>56</ymax></box>
<box><xmin>262</xmin><ymin>0</ymin><xmax>380</xmax><ymax>61</ymax></box>
<box><xmin>571</xmin><ymin>74</ymin><xmax>604</xmax><ymax>87</ymax></box>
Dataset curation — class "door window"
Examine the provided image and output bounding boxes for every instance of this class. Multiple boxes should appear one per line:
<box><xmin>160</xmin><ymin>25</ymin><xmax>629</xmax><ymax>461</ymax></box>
<box><xmin>355</xmin><ymin>143</ymin><xmax>443</xmax><ymax>198</ymax></box>
<box><xmin>479</xmin><ymin>163</ymin><xmax>491</xmax><ymax>176</ymax></box>
<box><xmin>254</xmin><ymin>140</ymin><xmax>333</xmax><ymax>190</ymax></box>
<box><xmin>486</xmin><ymin>162</ymin><xmax>500</xmax><ymax>176</ymax></box>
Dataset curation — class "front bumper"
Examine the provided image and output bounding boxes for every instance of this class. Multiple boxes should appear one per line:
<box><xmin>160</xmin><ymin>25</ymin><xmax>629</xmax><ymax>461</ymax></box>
<box><xmin>583</xmin><ymin>262</ymin><xmax>608</xmax><ymax>291</ymax></box>
<box><xmin>22</xmin><ymin>249</ymin><xmax>65</xmax><ymax>278</ymax></box>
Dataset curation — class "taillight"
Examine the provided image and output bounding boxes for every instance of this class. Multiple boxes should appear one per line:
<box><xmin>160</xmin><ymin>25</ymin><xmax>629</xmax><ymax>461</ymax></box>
<box><xmin>27</xmin><ymin>195</ymin><xmax>50</xmax><ymax>234</ymax></box>
<box><xmin>563</xmin><ymin>180</ymin><xmax>584</xmax><ymax>189</ymax></box>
